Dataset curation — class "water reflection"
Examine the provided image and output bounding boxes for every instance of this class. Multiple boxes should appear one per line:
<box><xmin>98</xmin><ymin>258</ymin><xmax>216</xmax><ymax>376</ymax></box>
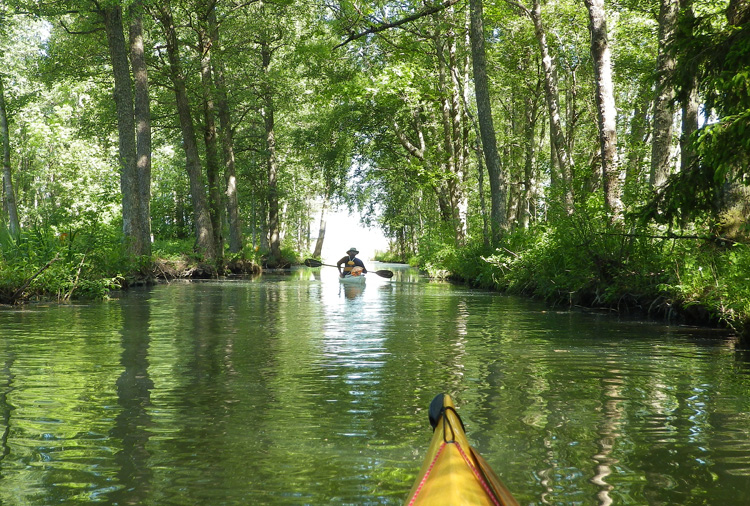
<box><xmin>111</xmin><ymin>291</ymin><xmax>153</xmax><ymax>505</ymax></box>
<box><xmin>0</xmin><ymin>268</ymin><xmax>748</xmax><ymax>505</ymax></box>
<box><xmin>341</xmin><ymin>283</ymin><xmax>365</xmax><ymax>300</ymax></box>
<box><xmin>0</xmin><ymin>352</ymin><xmax>13</xmax><ymax>468</ymax></box>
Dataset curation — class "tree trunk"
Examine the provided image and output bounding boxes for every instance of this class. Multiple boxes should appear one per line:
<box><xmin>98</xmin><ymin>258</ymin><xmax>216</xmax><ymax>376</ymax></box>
<box><xmin>678</xmin><ymin>0</ymin><xmax>699</xmax><ymax>173</ymax></box>
<box><xmin>198</xmin><ymin>26</ymin><xmax>224</xmax><ymax>260</ymax></box>
<box><xmin>175</xmin><ymin>190</ymin><xmax>186</xmax><ymax>238</ymax></box>
<box><xmin>624</xmin><ymin>83</ymin><xmax>651</xmax><ymax>205</ymax></box>
<box><xmin>584</xmin><ymin>0</ymin><xmax>622</xmax><ymax>220</ymax></box>
<box><xmin>0</xmin><ymin>74</ymin><xmax>20</xmax><ymax>237</ymax></box>
<box><xmin>436</xmin><ymin>26</ymin><xmax>466</xmax><ymax>244</ymax></box>
<box><xmin>521</xmin><ymin>90</ymin><xmax>540</xmax><ymax>229</ymax></box>
<box><xmin>448</xmin><ymin>21</ymin><xmax>468</xmax><ymax>242</ymax></box>
<box><xmin>128</xmin><ymin>0</ymin><xmax>152</xmax><ymax>255</ymax></box>
<box><xmin>650</xmin><ymin>0</ymin><xmax>679</xmax><ymax>187</ymax></box>
<box><xmin>469</xmin><ymin>0</ymin><xmax>508</xmax><ymax>241</ymax></box>
<box><xmin>258</xmin><ymin>194</ymin><xmax>270</xmax><ymax>253</ymax></box>
<box><xmin>261</xmin><ymin>41</ymin><xmax>281</xmax><ymax>265</ymax></box>
<box><xmin>313</xmin><ymin>198</ymin><xmax>328</xmax><ymax>258</ymax></box>
<box><xmin>525</xmin><ymin>0</ymin><xmax>575</xmax><ymax>213</ymax></box>
<box><xmin>103</xmin><ymin>5</ymin><xmax>147</xmax><ymax>256</ymax></box>
<box><xmin>155</xmin><ymin>2</ymin><xmax>216</xmax><ymax>260</ymax></box>
<box><xmin>458</xmin><ymin>9</ymin><xmax>490</xmax><ymax>243</ymax></box>
<box><xmin>207</xmin><ymin>7</ymin><xmax>243</xmax><ymax>254</ymax></box>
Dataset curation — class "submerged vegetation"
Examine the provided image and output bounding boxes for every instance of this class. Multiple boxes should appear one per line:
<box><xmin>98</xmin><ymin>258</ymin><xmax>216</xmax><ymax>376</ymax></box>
<box><xmin>1</xmin><ymin>1</ymin><xmax>749</xmax><ymax>339</ymax></box>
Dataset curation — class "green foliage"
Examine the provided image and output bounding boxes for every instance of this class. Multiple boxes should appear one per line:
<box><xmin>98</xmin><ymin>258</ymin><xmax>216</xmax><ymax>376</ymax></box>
<box><xmin>645</xmin><ymin>4</ymin><xmax>750</xmax><ymax>227</ymax></box>
<box><xmin>435</xmin><ymin>213</ymin><xmax>749</xmax><ymax>335</ymax></box>
<box><xmin>152</xmin><ymin>238</ymin><xmax>197</xmax><ymax>261</ymax></box>
<box><xmin>662</xmin><ymin>241</ymin><xmax>750</xmax><ymax>332</ymax></box>
<box><xmin>278</xmin><ymin>244</ymin><xmax>300</xmax><ymax>266</ymax></box>
<box><xmin>0</xmin><ymin>222</ymin><xmax>126</xmax><ymax>303</ymax></box>
<box><xmin>372</xmin><ymin>249</ymin><xmax>402</xmax><ymax>263</ymax></box>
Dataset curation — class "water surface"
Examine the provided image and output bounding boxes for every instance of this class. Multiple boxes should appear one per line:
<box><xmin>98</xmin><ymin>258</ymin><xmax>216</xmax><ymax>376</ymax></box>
<box><xmin>1</xmin><ymin>265</ymin><xmax>748</xmax><ymax>505</ymax></box>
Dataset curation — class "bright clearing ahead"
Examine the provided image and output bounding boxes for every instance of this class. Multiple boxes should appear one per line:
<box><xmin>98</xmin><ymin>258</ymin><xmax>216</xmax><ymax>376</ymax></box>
<box><xmin>319</xmin><ymin>209</ymin><xmax>388</xmax><ymax>264</ymax></box>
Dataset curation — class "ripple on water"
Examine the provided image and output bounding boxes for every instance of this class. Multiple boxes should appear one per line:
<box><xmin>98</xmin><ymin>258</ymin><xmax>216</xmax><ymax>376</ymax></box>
<box><xmin>1</xmin><ymin>278</ymin><xmax>748</xmax><ymax>505</ymax></box>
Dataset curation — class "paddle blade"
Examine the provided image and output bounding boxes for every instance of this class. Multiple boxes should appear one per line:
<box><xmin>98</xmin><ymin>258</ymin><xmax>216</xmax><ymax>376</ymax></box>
<box><xmin>304</xmin><ymin>258</ymin><xmax>322</xmax><ymax>267</ymax></box>
<box><xmin>374</xmin><ymin>269</ymin><xmax>394</xmax><ymax>278</ymax></box>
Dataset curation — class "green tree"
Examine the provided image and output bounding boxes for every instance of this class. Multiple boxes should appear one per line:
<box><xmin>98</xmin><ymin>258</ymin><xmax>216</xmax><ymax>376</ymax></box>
<box><xmin>0</xmin><ymin>72</ymin><xmax>20</xmax><ymax>237</ymax></box>
<box><xmin>470</xmin><ymin>0</ymin><xmax>508</xmax><ymax>240</ymax></box>
<box><xmin>102</xmin><ymin>1</ymin><xmax>152</xmax><ymax>256</ymax></box>
<box><xmin>152</xmin><ymin>0</ymin><xmax>218</xmax><ymax>261</ymax></box>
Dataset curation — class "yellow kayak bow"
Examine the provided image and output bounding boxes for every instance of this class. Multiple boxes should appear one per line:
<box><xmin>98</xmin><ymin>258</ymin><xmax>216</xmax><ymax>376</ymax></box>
<box><xmin>404</xmin><ymin>394</ymin><xmax>519</xmax><ymax>506</ymax></box>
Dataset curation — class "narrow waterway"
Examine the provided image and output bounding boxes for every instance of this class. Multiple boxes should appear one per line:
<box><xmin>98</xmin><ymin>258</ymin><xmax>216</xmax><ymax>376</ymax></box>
<box><xmin>1</xmin><ymin>264</ymin><xmax>748</xmax><ymax>505</ymax></box>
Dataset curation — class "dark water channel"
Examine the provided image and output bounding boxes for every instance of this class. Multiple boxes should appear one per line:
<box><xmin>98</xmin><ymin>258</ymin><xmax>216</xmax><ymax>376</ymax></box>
<box><xmin>1</xmin><ymin>264</ymin><xmax>749</xmax><ymax>505</ymax></box>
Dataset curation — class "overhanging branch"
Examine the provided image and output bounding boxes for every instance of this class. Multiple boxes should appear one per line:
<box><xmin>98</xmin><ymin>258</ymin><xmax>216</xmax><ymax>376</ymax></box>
<box><xmin>333</xmin><ymin>0</ymin><xmax>461</xmax><ymax>49</ymax></box>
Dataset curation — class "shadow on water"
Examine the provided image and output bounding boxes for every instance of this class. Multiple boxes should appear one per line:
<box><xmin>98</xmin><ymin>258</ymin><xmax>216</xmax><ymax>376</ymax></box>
<box><xmin>735</xmin><ymin>344</ymin><xmax>750</xmax><ymax>372</ymax></box>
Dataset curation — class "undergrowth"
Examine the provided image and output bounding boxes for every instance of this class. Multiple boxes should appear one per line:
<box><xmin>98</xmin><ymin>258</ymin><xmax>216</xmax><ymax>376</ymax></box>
<box><xmin>436</xmin><ymin>217</ymin><xmax>749</xmax><ymax>338</ymax></box>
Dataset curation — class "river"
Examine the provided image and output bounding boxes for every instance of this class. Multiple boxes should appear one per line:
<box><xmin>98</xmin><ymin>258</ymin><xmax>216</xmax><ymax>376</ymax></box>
<box><xmin>1</xmin><ymin>264</ymin><xmax>748</xmax><ymax>505</ymax></box>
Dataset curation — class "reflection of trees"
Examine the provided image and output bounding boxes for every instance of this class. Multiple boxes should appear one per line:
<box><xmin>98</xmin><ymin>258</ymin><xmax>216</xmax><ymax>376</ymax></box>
<box><xmin>110</xmin><ymin>294</ymin><xmax>154</xmax><ymax>505</ymax></box>
<box><xmin>1</xmin><ymin>274</ymin><xmax>749</xmax><ymax>504</ymax></box>
<box><xmin>143</xmin><ymin>281</ymin><xmax>287</xmax><ymax>502</ymax></box>
<box><xmin>0</xmin><ymin>354</ymin><xmax>14</xmax><ymax>466</ymax></box>
<box><xmin>591</xmin><ymin>370</ymin><xmax>623</xmax><ymax>506</ymax></box>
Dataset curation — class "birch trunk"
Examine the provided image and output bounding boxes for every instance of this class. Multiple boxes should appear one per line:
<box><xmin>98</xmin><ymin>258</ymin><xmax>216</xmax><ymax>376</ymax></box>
<box><xmin>521</xmin><ymin>91</ymin><xmax>540</xmax><ymax>229</ymax></box>
<box><xmin>524</xmin><ymin>0</ymin><xmax>575</xmax><ymax>213</ymax></box>
<box><xmin>313</xmin><ymin>198</ymin><xmax>328</xmax><ymax>258</ymax></box>
<box><xmin>584</xmin><ymin>0</ymin><xmax>622</xmax><ymax>219</ymax></box>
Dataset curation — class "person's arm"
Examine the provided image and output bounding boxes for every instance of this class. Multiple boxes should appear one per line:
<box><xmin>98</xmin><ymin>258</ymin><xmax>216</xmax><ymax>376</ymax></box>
<box><xmin>357</xmin><ymin>258</ymin><xmax>367</xmax><ymax>273</ymax></box>
<box><xmin>336</xmin><ymin>256</ymin><xmax>346</xmax><ymax>276</ymax></box>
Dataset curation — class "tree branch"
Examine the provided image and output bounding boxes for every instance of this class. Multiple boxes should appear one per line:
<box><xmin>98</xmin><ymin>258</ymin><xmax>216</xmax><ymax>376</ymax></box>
<box><xmin>333</xmin><ymin>0</ymin><xmax>461</xmax><ymax>49</ymax></box>
<box><xmin>600</xmin><ymin>232</ymin><xmax>741</xmax><ymax>244</ymax></box>
<box><xmin>6</xmin><ymin>254</ymin><xmax>60</xmax><ymax>304</ymax></box>
<box><xmin>393</xmin><ymin>121</ymin><xmax>425</xmax><ymax>159</ymax></box>
<box><xmin>59</xmin><ymin>19</ymin><xmax>103</xmax><ymax>35</ymax></box>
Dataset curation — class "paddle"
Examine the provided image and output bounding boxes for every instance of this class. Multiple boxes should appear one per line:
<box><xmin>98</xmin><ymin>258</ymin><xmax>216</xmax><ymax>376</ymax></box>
<box><xmin>304</xmin><ymin>258</ymin><xmax>394</xmax><ymax>279</ymax></box>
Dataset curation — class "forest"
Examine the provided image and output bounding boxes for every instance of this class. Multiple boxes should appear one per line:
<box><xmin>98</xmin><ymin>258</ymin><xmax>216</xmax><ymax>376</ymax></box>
<box><xmin>0</xmin><ymin>0</ymin><xmax>748</xmax><ymax>338</ymax></box>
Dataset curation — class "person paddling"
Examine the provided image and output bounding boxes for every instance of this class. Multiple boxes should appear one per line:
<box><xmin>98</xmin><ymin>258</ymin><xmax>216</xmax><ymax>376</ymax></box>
<box><xmin>337</xmin><ymin>247</ymin><xmax>368</xmax><ymax>278</ymax></box>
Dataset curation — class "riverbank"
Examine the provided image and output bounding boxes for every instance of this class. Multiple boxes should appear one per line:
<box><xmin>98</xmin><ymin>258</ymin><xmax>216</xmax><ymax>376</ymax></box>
<box><xmin>0</xmin><ymin>250</ymin><xmax>261</xmax><ymax>305</ymax></box>
<box><xmin>414</xmin><ymin>225</ymin><xmax>750</xmax><ymax>343</ymax></box>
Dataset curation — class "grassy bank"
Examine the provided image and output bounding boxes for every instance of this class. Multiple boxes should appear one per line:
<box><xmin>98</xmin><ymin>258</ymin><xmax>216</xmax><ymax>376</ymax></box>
<box><xmin>0</xmin><ymin>229</ymin><xmax>262</xmax><ymax>304</ymax></box>
<box><xmin>419</xmin><ymin>219</ymin><xmax>749</xmax><ymax>341</ymax></box>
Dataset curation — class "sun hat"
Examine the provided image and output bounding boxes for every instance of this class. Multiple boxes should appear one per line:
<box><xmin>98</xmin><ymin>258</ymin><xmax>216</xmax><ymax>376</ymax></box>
<box><xmin>347</xmin><ymin>247</ymin><xmax>359</xmax><ymax>254</ymax></box>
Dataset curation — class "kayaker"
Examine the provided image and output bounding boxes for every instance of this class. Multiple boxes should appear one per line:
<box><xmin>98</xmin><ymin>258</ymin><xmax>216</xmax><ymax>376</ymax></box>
<box><xmin>337</xmin><ymin>247</ymin><xmax>367</xmax><ymax>278</ymax></box>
